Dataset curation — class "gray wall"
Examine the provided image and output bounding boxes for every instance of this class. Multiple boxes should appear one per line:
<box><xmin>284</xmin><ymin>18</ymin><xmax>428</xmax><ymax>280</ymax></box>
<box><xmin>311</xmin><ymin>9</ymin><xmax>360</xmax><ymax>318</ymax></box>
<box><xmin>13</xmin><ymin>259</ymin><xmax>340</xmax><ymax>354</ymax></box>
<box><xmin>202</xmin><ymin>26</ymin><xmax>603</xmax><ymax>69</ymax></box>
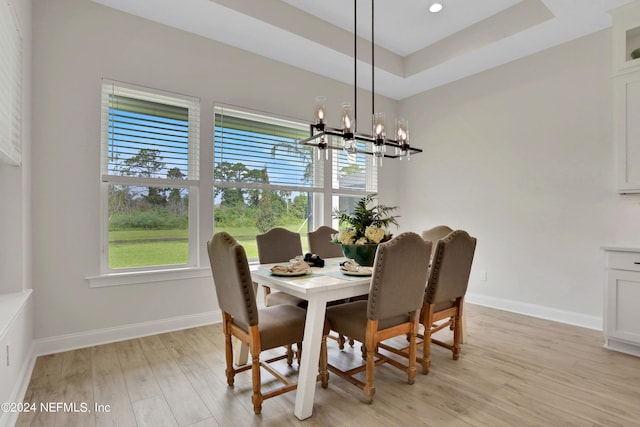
<box><xmin>385</xmin><ymin>29</ymin><xmax>640</xmax><ymax>327</ymax></box>
<box><xmin>29</xmin><ymin>0</ymin><xmax>640</xmax><ymax>347</ymax></box>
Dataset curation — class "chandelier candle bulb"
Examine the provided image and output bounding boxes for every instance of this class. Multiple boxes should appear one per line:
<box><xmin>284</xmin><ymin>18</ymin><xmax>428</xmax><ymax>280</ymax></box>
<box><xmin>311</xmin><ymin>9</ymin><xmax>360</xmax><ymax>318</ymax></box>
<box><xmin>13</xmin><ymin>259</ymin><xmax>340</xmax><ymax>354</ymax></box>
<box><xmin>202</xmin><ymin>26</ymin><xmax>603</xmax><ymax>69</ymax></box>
<box><xmin>373</xmin><ymin>113</ymin><xmax>385</xmax><ymax>142</ymax></box>
<box><xmin>341</xmin><ymin>102</ymin><xmax>354</xmax><ymax>136</ymax></box>
<box><xmin>314</xmin><ymin>96</ymin><xmax>326</xmax><ymax>126</ymax></box>
<box><xmin>396</xmin><ymin>118</ymin><xmax>408</xmax><ymax>144</ymax></box>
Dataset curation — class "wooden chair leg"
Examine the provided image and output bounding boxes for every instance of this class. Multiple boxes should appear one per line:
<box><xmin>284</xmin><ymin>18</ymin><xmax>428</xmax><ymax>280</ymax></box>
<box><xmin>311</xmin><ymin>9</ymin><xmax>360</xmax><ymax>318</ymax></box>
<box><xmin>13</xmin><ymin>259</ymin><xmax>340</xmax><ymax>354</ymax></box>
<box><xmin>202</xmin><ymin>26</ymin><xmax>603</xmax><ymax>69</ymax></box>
<box><xmin>363</xmin><ymin>321</ymin><xmax>377</xmax><ymax>404</ymax></box>
<box><xmin>249</xmin><ymin>326</ymin><xmax>263</xmax><ymax>415</ymax></box>
<box><xmin>250</xmin><ymin>352</ymin><xmax>263</xmax><ymax>414</ymax></box>
<box><xmin>407</xmin><ymin>317</ymin><xmax>418</xmax><ymax>385</ymax></box>
<box><xmin>422</xmin><ymin>305</ymin><xmax>435</xmax><ymax>375</ymax></box>
<box><xmin>286</xmin><ymin>344</ymin><xmax>294</xmax><ymax>366</ymax></box>
<box><xmin>319</xmin><ymin>335</ymin><xmax>329</xmax><ymax>388</ymax></box>
<box><xmin>223</xmin><ymin>314</ymin><xmax>235</xmax><ymax>386</ymax></box>
<box><xmin>337</xmin><ymin>334</ymin><xmax>346</xmax><ymax>350</ymax></box>
<box><xmin>452</xmin><ymin>299</ymin><xmax>463</xmax><ymax>359</ymax></box>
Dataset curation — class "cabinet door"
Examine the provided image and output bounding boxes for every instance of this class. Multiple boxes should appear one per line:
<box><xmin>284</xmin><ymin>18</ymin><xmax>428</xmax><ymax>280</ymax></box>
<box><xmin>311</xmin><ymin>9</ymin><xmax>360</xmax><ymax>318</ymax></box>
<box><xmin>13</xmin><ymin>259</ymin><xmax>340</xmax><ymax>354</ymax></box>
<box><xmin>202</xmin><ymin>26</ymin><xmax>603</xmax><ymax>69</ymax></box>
<box><xmin>614</xmin><ymin>73</ymin><xmax>640</xmax><ymax>193</ymax></box>
<box><xmin>605</xmin><ymin>270</ymin><xmax>640</xmax><ymax>343</ymax></box>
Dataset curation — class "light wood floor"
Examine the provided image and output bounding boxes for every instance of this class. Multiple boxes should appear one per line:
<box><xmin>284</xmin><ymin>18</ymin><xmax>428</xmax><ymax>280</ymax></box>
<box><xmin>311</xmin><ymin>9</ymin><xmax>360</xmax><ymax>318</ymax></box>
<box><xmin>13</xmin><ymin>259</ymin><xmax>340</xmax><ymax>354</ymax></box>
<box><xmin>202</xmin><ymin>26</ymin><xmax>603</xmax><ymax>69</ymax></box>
<box><xmin>16</xmin><ymin>304</ymin><xmax>640</xmax><ymax>427</ymax></box>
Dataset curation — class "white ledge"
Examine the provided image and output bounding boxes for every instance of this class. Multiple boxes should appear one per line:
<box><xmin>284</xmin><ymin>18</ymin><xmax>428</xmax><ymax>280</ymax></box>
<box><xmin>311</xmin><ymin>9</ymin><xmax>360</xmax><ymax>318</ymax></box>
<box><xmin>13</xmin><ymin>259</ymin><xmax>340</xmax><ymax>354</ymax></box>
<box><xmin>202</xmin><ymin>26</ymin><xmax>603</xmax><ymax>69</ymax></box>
<box><xmin>86</xmin><ymin>267</ymin><xmax>211</xmax><ymax>288</ymax></box>
<box><xmin>0</xmin><ymin>289</ymin><xmax>33</xmax><ymax>340</ymax></box>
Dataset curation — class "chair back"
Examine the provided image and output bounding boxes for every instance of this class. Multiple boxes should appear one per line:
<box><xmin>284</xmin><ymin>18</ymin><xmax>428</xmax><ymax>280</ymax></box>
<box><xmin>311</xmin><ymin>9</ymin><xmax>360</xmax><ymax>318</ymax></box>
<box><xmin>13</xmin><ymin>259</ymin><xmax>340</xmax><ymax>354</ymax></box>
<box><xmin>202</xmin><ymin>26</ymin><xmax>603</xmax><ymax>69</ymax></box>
<box><xmin>256</xmin><ymin>227</ymin><xmax>303</xmax><ymax>263</ymax></box>
<box><xmin>421</xmin><ymin>225</ymin><xmax>454</xmax><ymax>260</ymax></box>
<box><xmin>368</xmin><ymin>232</ymin><xmax>432</xmax><ymax>321</ymax></box>
<box><xmin>308</xmin><ymin>226</ymin><xmax>342</xmax><ymax>258</ymax></box>
<box><xmin>425</xmin><ymin>230</ymin><xmax>477</xmax><ymax>305</ymax></box>
<box><xmin>207</xmin><ymin>232</ymin><xmax>258</xmax><ymax>327</ymax></box>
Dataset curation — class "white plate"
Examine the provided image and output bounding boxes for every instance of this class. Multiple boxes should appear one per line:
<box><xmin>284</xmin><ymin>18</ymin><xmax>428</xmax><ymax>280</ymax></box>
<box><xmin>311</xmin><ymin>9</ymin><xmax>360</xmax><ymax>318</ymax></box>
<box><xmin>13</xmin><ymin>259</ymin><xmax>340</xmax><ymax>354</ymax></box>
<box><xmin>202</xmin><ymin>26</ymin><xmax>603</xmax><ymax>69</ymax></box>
<box><xmin>341</xmin><ymin>269</ymin><xmax>372</xmax><ymax>276</ymax></box>
<box><xmin>270</xmin><ymin>270</ymin><xmax>311</xmax><ymax>277</ymax></box>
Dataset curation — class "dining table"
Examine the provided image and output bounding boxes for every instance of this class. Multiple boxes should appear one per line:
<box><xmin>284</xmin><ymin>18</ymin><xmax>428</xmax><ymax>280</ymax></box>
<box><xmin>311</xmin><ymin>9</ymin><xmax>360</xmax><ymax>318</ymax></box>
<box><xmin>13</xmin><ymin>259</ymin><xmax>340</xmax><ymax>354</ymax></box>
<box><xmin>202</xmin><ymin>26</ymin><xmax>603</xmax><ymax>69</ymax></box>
<box><xmin>250</xmin><ymin>258</ymin><xmax>371</xmax><ymax>420</ymax></box>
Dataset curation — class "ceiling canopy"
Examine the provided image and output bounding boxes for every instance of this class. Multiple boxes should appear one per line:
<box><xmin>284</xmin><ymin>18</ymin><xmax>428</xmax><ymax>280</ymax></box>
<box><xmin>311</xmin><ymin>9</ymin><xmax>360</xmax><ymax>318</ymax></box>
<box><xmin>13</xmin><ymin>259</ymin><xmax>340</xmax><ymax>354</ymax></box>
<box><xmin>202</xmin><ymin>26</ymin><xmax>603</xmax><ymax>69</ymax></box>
<box><xmin>93</xmin><ymin>0</ymin><xmax>634</xmax><ymax>99</ymax></box>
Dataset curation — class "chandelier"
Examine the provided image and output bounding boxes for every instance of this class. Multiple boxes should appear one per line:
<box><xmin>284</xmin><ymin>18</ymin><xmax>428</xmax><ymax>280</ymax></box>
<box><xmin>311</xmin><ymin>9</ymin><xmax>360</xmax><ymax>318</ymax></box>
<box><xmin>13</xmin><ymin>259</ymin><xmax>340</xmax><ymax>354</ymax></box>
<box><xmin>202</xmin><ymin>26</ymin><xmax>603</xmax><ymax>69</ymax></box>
<box><xmin>298</xmin><ymin>0</ymin><xmax>423</xmax><ymax>166</ymax></box>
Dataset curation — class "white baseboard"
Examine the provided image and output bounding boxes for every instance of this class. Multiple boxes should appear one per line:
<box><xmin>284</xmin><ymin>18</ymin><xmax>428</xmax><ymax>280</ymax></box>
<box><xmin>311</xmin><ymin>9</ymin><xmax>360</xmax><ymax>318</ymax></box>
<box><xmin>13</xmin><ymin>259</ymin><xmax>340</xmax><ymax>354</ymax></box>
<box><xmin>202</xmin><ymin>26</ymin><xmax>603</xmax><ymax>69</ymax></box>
<box><xmin>466</xmin><ymin>293</ymin><xmax>602</xmax><ymax>330</ymax></box>
<box><xmin>605</xmin><ymin>338</ymin><xmax>640</xmax><ymax>357</ymax></box>
<box><xmin>33</xmin><ymin>310</ymin><xmax>222</xmax><ymax>357</ymax></box>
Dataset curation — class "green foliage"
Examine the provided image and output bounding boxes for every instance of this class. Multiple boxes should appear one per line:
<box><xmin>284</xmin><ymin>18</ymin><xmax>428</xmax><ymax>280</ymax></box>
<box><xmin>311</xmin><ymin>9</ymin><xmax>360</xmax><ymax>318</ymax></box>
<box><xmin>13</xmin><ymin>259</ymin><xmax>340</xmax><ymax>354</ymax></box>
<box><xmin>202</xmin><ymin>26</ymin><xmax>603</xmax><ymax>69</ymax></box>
<box><xmin>214</xmin><ymin>206</ymin><xmax>258</xmax><ymax>228</ymax></box>
<box><xmin>255</xmin><ymin>191</ymin><xmax>276</xmax><ymax>233</ymax></box>
<box><xmin>332</xmin><ymin>193</ymin><xmax>399</xmax><ymax>242</ymax></box>
<box><xmin>109</xmin><ymin>209</ymin><xmax>187</xmax><ymax>231</ymax></box>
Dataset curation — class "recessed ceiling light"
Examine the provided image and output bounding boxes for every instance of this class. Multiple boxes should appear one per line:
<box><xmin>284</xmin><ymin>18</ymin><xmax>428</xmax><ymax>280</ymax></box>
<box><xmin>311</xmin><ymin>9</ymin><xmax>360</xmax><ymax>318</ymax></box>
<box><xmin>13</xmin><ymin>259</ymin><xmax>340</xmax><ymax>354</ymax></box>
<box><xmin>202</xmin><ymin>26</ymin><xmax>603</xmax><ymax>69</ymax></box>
<box><xmin>429</xmin><ymin>2</ymin><xmax>443</xmax><ymax>13</ymax></box>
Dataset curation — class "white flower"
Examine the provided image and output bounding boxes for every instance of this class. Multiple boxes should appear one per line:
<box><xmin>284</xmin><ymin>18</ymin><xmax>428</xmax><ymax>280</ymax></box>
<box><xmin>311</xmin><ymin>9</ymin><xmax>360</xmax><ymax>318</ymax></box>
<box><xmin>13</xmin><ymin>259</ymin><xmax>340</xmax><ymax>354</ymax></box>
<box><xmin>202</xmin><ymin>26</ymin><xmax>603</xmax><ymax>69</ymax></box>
<box><xmin>355</xmin><ymin>237</ymin><xmax>368</xmax><ymax>245</ymax></box>
<box><xmin>365</xmin><ymin>226</ymin><xmax>385</xmax><ymax>244</ymax></box>
<box><xmin>339</xmin><ymin>230</ymin><xmax>356</xmax><ymax>245</ymax></box>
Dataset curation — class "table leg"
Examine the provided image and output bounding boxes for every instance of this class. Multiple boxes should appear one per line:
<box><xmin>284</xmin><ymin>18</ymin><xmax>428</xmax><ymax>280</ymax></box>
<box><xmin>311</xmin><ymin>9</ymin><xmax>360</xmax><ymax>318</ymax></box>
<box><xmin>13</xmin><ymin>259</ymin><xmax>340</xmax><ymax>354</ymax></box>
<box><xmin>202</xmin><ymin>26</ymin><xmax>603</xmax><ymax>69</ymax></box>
<box><xmin>293</xmin><ymin>297</ymin><xmax>326</xmax><ymax>420</ymax></box>
<box><xmin>234</xmin><ymin>338</ymin><xmax>249</xmax><ymax>365</ymax></box>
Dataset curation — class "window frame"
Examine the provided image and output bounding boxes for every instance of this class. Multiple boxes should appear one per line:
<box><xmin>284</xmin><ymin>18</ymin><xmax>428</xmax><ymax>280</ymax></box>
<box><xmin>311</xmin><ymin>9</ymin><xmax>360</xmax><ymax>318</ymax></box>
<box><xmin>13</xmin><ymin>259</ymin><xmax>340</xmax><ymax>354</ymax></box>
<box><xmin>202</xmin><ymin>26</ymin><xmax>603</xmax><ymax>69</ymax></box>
<box><xmin>97</xmin><ymin>80</ymin><xmax>201</xmax><ymax>277</ymax></box>
<box><xmin>0</xmin><ymin>0</ymin><xmax>22</xmax><ymax>166</ymax></box>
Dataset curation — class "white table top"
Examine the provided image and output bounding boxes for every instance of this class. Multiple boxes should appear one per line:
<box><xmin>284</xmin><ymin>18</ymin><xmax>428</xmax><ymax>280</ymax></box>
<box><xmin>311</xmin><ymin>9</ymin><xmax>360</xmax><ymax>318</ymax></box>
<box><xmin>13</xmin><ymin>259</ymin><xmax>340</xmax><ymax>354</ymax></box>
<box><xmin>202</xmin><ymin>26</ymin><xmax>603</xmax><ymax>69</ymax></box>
<box><xmin>250</xmin><ymin>259</ymin><xmax>371</xmax><ymax>300</ymax></box>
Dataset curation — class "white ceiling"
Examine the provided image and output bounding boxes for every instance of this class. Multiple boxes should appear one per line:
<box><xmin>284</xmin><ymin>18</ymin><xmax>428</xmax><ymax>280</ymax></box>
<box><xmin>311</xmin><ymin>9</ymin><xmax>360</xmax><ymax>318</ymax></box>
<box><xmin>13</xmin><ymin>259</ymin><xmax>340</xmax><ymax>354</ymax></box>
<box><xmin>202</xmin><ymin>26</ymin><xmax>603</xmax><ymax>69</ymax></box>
<box><xmin>92</xmin><ymin>0</ymin><xmax>635</xmax><ymax>100</ymax></box>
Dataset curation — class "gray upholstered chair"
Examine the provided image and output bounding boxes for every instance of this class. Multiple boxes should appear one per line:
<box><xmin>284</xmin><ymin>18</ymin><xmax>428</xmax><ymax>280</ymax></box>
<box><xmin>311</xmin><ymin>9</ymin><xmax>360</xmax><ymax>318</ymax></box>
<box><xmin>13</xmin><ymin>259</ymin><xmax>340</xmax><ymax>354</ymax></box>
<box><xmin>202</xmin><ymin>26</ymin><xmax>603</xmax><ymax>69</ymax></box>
<box><xmin>256</xmin><ymin>227</ymin><xmax>306</xmax><ymax>308</ymax></box>
<box><xmin>421</xmin><ymin>225</ymin><xmax>454</xmax><ymax>261</ymax></box>
<box><xmin>380</xmin><ymin>229</ymin><xmax>476</xmax><ymax>374</ymax></box>
<box><xmin>321</xmin><ymin>232</ymin><xmax>432</xmax><ymax>404</ymax></box>
<box><xmin>207</xmin><ymin>232</ymin><xmax>307</xmax><ymax>414</ymax></box>
<box><xmin>308</xmin><ymin>225</ymin><xmax>343</xmax><ymax>258</ymax></box>
<box><xmin>419</xmin><ymin>230</ymin><xmax>476</xmax><ymax>373</ymax></box>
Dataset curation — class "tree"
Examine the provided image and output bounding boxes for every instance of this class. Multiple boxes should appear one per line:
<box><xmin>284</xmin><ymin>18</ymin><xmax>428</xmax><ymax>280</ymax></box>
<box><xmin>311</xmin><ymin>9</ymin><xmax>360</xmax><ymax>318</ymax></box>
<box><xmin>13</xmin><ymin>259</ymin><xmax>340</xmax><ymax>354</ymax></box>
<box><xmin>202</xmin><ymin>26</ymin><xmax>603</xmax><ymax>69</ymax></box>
<box><xmin>214</xmin><ymin>162</ymin><xmax>248</xmax><ymax>209</ymax></box>
<box><xmin>108</xmin><ymin>184</ymin><xmax>133</xmax><ymax>215</ymax></box>
<box><xmin>167</xmin><ymin>167</ymin><xmax>186</xmax><ymax>215</ymax></box>
<box><xmin>289</xmin><ymin>193</ymin><xmax>308</xmax><ymax>220</ymax></box>
<box><xmin>245</xmin><ymin>168</ymin><xmax>269</xmax><ymax>207</ymax></box>
<box><xmin>122</xmin><ymin>149</ymin><xmax>167</xmax><ymax>207</ymax></box>
<box><xmin>270</xmin><ymin>142</ymin><xmax>314</xmax><ymax>184</ymax></box>
<box><xmin>255</xmin><ymin>190</ymin><xmax>276</xmax><ymax>232</ymax></box>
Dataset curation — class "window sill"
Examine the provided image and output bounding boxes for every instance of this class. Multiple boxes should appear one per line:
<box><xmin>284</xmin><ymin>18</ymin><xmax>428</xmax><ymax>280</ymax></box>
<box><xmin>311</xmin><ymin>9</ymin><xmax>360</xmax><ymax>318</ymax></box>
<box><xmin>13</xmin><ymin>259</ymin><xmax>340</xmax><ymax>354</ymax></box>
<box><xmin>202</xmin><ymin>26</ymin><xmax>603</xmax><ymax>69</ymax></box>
<box><xmin>0</xmin><ymin>289</ymin><xmax>32</xmax><ymax>339</ymax></box>
<box><xmin>86</xmin><ymin>267</ymin><xmax>211</xmax><ymax>288</ymax></box>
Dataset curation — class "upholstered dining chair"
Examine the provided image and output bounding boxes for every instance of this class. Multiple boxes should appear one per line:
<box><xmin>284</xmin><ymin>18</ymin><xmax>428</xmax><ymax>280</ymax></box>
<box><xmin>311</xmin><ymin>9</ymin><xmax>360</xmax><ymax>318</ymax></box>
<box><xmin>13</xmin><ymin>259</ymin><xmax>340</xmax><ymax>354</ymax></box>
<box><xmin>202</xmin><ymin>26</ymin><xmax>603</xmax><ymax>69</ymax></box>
<box><xmin>207</xmin><ymin>232</ymin><xmax>307</xmax><ymax>414</ymax></box>
<box><xmin>380</xmin><ymin>229</ymin><xmax>476</xmax><ymax>374</ymax></box>
<box><xmin>256</xmin><ymin>227</ymin><xmax>306</xmax><ymax>308</ymax></box>
<box><xmin>420</xmin><ymin>230</ymin><xmax>476</xmax><ymax>373</ymax></box>
<box><xmin>308</xmin><ymin>225</ymin><xmax>343</xmax><ymax>258</ymax></box>
<box><xmin>421</xmin><ymin>225</ymin><xmax>454</xmax><ymax>261</ymax></box>
<box><xmin>320</xmin><ymin>232</ymin><xmax>432</xmax><ymax>404</ymax></box>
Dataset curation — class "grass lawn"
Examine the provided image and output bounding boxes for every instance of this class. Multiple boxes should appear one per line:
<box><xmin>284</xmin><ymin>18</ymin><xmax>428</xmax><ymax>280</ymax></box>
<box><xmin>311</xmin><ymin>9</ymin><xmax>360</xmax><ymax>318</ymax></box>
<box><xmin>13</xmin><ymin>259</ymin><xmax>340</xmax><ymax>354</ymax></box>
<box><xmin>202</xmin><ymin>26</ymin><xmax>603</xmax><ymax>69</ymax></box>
<box><xmin>108</xmin><ymin>224</ymin><xmax>309</xmax><ymax>269</ymax></box>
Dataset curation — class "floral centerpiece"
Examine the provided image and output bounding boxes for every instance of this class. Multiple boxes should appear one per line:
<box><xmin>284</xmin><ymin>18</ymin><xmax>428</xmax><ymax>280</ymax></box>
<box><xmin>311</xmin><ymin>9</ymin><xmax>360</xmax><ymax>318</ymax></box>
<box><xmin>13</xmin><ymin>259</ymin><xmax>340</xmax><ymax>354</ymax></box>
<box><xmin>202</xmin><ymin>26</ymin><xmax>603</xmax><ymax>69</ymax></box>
<box><xmin>330</xmin><ymin>194</ymin><xmax>399</xmax><ymax>266</ymax></box>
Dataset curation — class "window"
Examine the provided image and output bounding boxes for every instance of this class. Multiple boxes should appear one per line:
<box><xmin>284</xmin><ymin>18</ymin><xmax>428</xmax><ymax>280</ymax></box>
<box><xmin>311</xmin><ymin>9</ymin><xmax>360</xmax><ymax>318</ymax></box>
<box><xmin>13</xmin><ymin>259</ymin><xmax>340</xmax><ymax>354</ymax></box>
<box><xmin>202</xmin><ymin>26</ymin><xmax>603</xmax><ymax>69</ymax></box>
<box><xmin>213</xmin><ymin>105</ymin><xmax>378</xmax><ymax>260</ymax></box>
<box><xmin>0</xmin><ymin>0</ymin><xmax>22</xmax><ymax>166</ymax></box>
<box><xmin>332</xmin><ymin>140</ymin><xmax>379</xmax><ymax>224</ymax></box>
<box><xmin>100</xmin><ymin>81</ymin><xmax>200</xmax><ymax>272</ymax></box>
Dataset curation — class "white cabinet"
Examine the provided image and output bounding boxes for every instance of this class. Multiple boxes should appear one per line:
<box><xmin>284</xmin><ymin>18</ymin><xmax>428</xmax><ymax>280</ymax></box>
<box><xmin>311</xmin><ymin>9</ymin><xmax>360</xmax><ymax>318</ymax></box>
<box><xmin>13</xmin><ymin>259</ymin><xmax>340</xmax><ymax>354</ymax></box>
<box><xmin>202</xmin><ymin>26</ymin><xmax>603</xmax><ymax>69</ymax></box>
<box><xmin>611</xmin><ymin>1</ymin><xmax>640</xmax><ymax>193</ymax></box>
<box><xmin>602</xmin><ymin>247</ymin><xmax>640</xmax><ymax>357</ymax></box>
<box><xmin>614</xmin><ymin>73</ymin><xmax>640</xmax><ymax>192</ymax></box>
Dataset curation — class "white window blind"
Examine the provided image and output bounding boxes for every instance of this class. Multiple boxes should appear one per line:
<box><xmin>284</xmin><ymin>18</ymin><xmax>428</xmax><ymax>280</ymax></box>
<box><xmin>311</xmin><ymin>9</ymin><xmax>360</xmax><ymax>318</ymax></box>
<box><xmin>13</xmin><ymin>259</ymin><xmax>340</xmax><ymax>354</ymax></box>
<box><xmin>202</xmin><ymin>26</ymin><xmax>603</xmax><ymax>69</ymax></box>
<box><xmin>101</xmin><ymin>81</ymin><xmax>200</xmax><ymax>184</ymax></box>
<box><xmin>332</xmin><ymin>141</ymin><xmax>378</xmax><ymax>192</ymax></box>
<box><xmin>0</xmin><ymin>0</ymin><xmax>22</xmax><ymax>166</ymax></box>
<box><xmin>214</xmin><ymin>105</ymin><xmax>322</xmax><ymax>192</ymax></box>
